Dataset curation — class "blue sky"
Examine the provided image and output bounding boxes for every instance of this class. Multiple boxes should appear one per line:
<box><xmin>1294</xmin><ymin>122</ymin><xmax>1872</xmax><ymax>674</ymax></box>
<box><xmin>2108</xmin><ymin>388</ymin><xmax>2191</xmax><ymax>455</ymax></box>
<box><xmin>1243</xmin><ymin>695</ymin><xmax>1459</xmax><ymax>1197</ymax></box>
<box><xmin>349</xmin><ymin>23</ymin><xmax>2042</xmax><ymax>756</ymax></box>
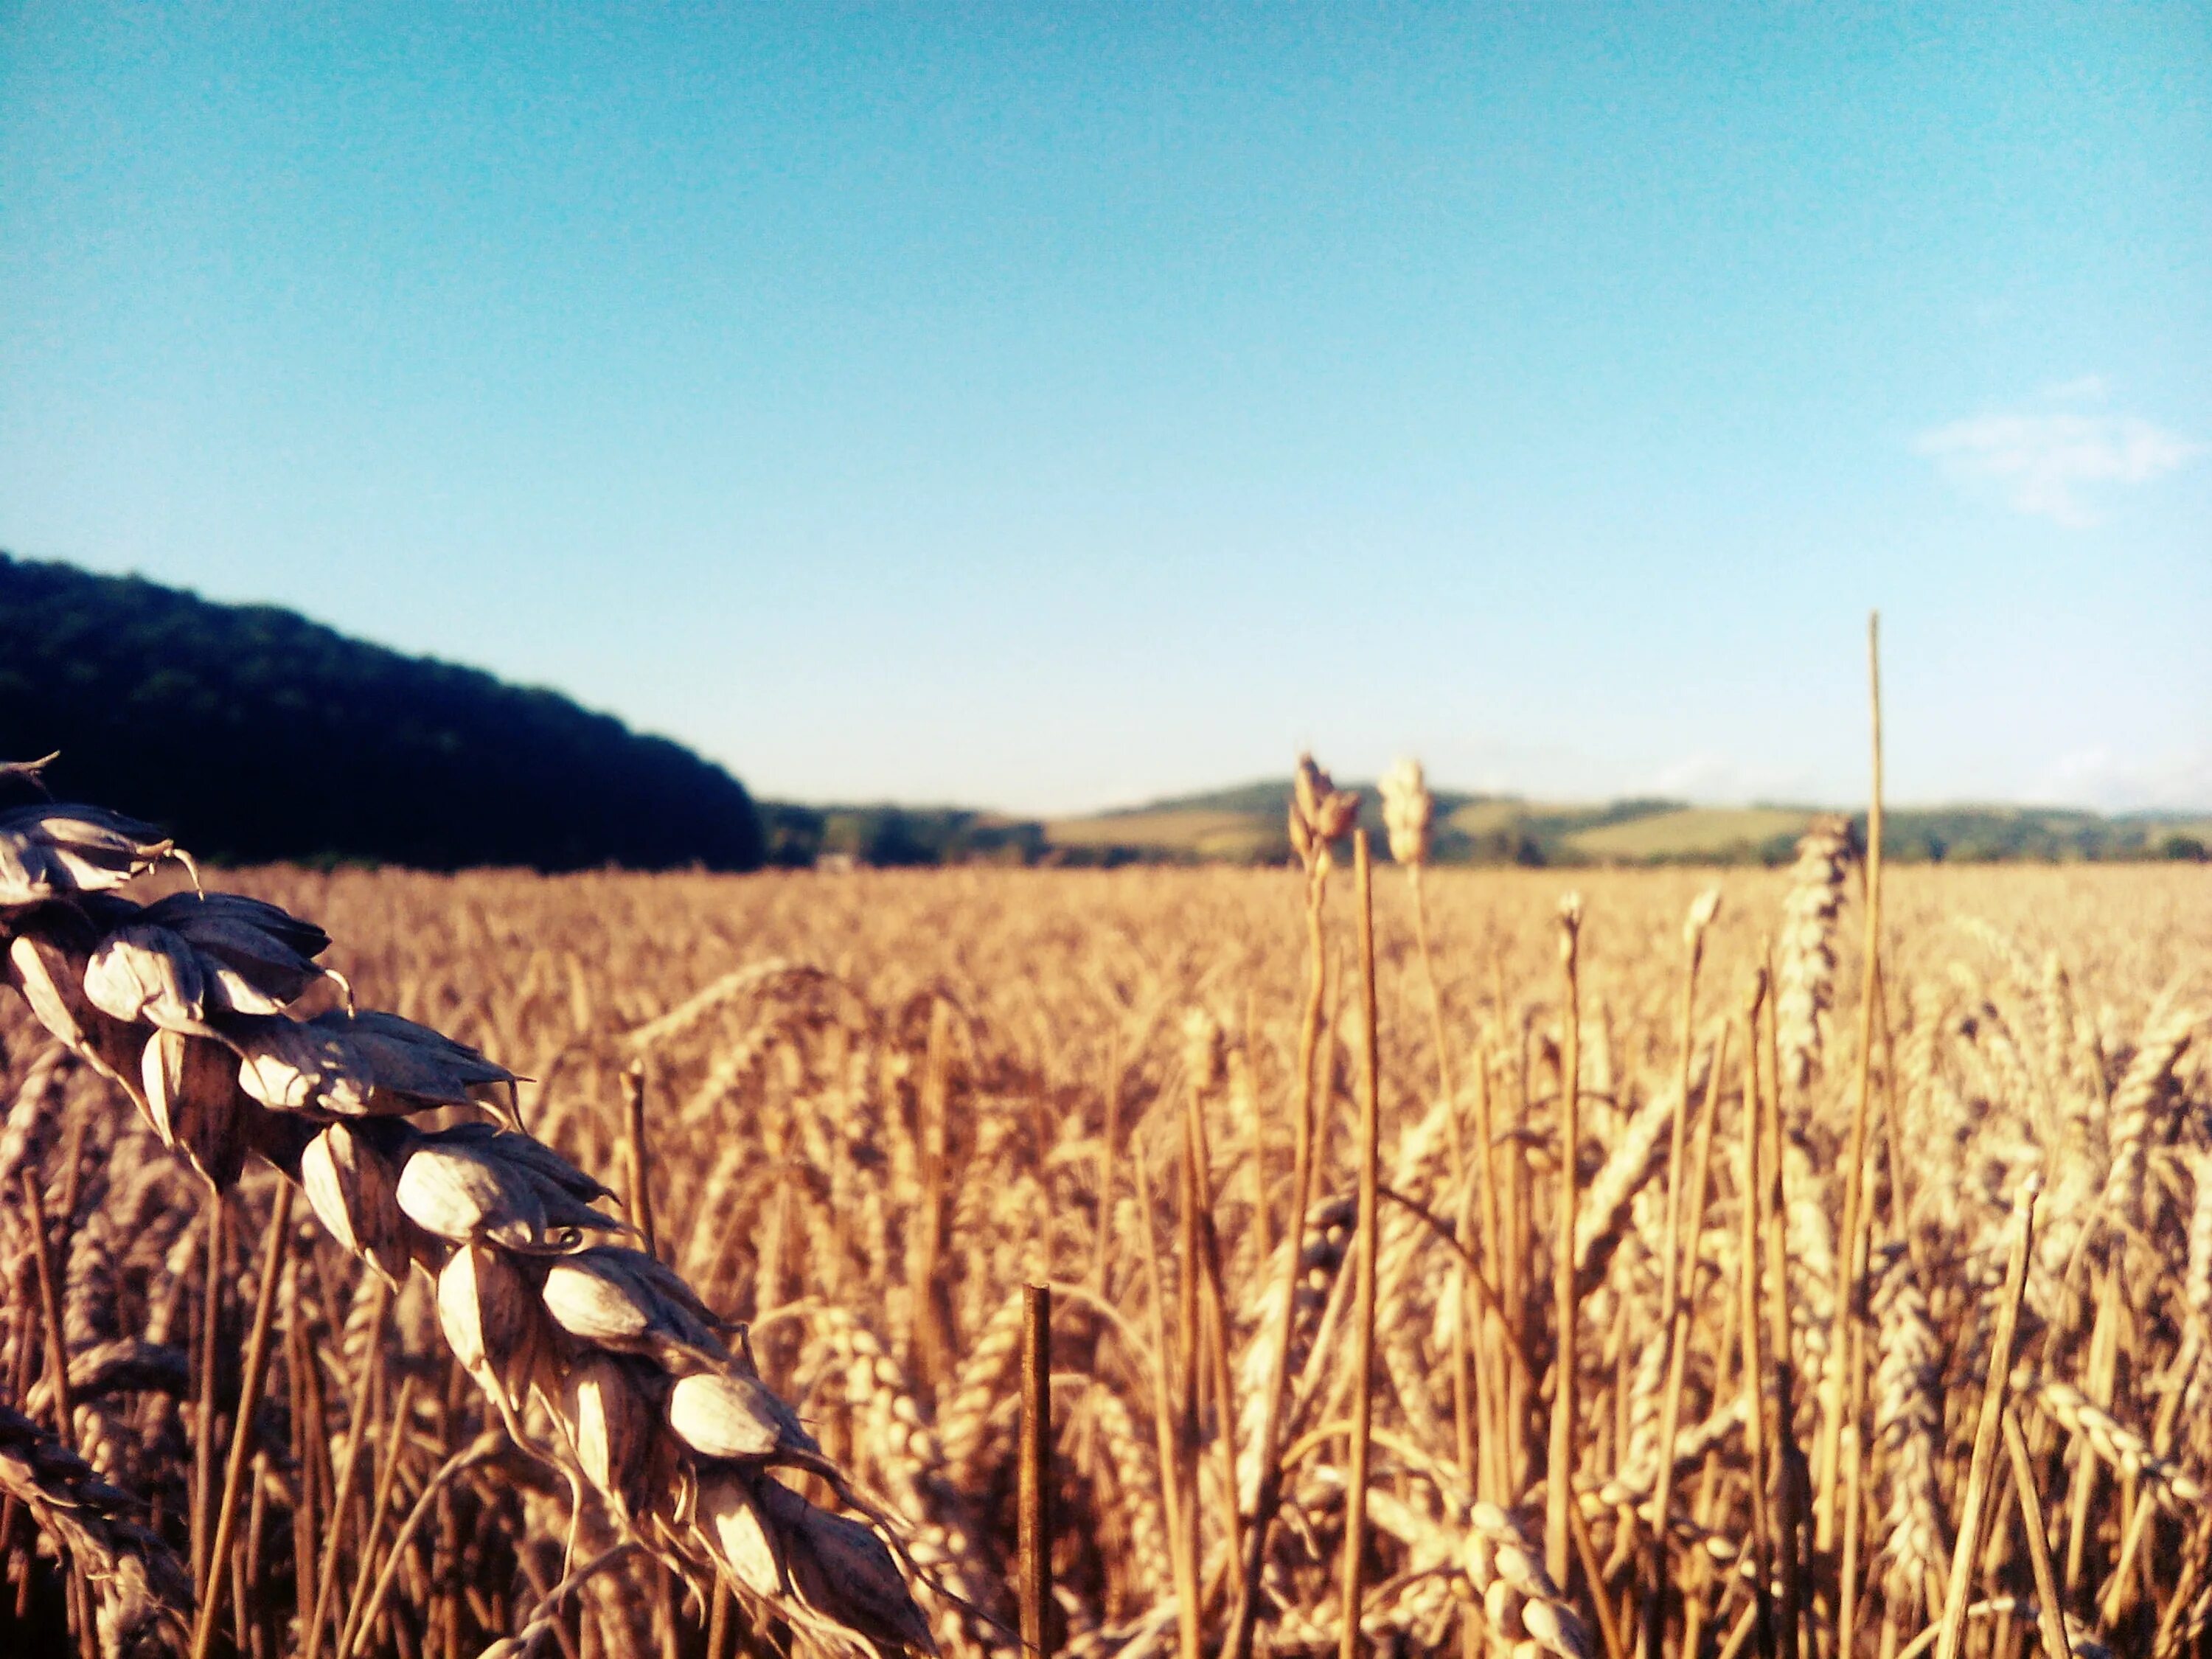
<box><xmin>4</xmin><ymin>4</ymin><xmax>2208</xmax><ymax>814</ymax></box>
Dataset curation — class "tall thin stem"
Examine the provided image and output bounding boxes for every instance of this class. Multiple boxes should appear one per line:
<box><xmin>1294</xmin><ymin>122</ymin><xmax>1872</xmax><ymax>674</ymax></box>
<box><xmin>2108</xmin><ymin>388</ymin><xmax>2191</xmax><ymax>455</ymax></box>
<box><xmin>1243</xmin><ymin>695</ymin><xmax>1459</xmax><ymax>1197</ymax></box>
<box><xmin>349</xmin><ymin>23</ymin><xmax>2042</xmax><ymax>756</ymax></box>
<box><xmin>23</xmin><ymin>1169</ymin><xmax>93</xmax><ymax>1659</ymax></box>
<box><xmin>1645</xmin><ymin>897</ymin><xmax>1718</xmax><ymax>1659</ymax></box>
<box><xmin>1819</xmin><ymin>611</ymin><xmax>1885</xmax><ymax>1543</ymax></box>
<box><xmin>1093</xmin><ymin>1032</ymin><xmax>1121</xmax><ymax>1293</ymax></box>
<box><xmin>1018</xmin><ymin>1285</ymin><xmax>1054</xmax><ymax>1659</ymax></box>
<box><xmin>338</xmin><ymin>1372</ymin><xmax>420</xmax><ymax>1659</ymax></box>
<box><xmin>302</xmin><ymin>1278</ymin><xmax>391</xmax><ymax>1659</ymax></box>
<box><xmin>622</xmin><ymin>1058</ymin><xmax>658</xmax><ymax>1259</ymax></box>
<box><xmin>20</xmin><ymin>1172</ymin><xmax>73</xmax><ymax>1456</ymax></box>
<box><xmin>192</xmin><ymin>1182</ymin><xmax>295</xmax><ymax>1659</ymax></box>
<box><xmin>1183</xmin><ymin>1068</ymin><xmax>1242</xmax><ymax>1579</ymax></box>
<box><xmin>911</xmin><ymin>998</ymin><xmax>954</xmax><ymax>1391</ymax></box>
<box><xmin>1132</xmin><ymin>1149</ymin><xmax>1199</xmax><ymax>1659</ymax></box>
<box><xmin>2005</xmin><ymin>1409</ymin><xmax>2071</xmax><ymax>1659</ymax></box>
<box><xmin>1759</xmin><ymin>965</ymin><xmax>1805</xmax><ymax>1659</ymax></box>
<box><xmin>1546</xmin><ymin>900</ymin><xmax>1584</xmax><ymax>1591</ymax></box>
<box><xmin>192</xmin><ymin>1184</ymin><xmax>225</xmax><ymax>1598</ymax></box>
<box><xmin>1933</xmin><ymin>1177</ymin><xmax>2038</xmax><ymax>1659</ymax></box>
<box><xmin>1472</xmin><ymin>1049</ymin><xmax>1509</xmax><ymax>1504</ymax></box>
<box><xmin>1409</xmin><ymin>861</ymin><xmax>1478</xmax><ymax>1493</ymax></box>
<box><xmin>1225</xmin><ymin>860</ymin><xmax>1331</xmax><ymax>1659</ymax></box>
<box><xmin>1338</xmin><ymin>832</ymin><xmax>1384</xmax><ymax>1659</ymax></box>
<box><xmin>342</xmin><ymin>1434</ymin><xmax>505</xmax><ymax>1659</ymax></box>
<box><xmin>1739</xmin><ymin>973</ymin><xmax>1776</xmax><ymax>1659</ymax></box>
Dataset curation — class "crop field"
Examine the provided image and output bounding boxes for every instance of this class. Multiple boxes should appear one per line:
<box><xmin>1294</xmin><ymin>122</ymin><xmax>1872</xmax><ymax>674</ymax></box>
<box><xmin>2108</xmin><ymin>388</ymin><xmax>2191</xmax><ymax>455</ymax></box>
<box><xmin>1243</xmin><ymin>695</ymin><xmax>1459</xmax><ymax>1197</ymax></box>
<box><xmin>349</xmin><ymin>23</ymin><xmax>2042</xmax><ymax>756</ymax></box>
<box><xmin>1559</xmin><ymin>812</ymin><xmax>1818</xmax><ymax>864</ymax></box>
<box><xmin>1043</xmin><ymin>810</ymin><xmax>1278</xmax><ymax>862</ymax></box>
<box><xmin>2</xmin><ymin>776</ymin><xmax>2210</xmax><ymax>1659</ymax></box>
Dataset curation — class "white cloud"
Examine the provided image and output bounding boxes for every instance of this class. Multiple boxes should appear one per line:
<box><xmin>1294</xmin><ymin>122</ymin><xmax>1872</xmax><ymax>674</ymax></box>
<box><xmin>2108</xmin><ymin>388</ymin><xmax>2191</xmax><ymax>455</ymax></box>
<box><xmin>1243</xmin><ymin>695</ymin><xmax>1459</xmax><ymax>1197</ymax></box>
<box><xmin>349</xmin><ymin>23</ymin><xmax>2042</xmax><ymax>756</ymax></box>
<box><xmin>2037</xmin><ymin>374</ymin><xmax>2110</xmax><ymax>403</ymax></box>
<box><xmin>1648</xmin><ymin>751</ymin><xmax>1820</xmax><ymax>804</ymax></box>
<box><xmin>2032</xmin><ymin>748</ymin><xmax>2212</xmax><ymax>813</ymax></box>
<box><xmin>1914</xmin><ymin>394</ymin><xmax>2202</xmax><ymax>527</ymax></box>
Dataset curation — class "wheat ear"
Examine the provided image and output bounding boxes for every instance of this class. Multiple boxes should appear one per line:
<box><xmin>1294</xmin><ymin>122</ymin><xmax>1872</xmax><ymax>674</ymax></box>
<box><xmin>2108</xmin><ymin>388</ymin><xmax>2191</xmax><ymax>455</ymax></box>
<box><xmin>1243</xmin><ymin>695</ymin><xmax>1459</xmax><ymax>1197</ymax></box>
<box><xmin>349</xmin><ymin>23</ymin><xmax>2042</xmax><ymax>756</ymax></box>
<box><xmin>0</xmin><ymin>791</ymin><xmax>933</xmax><ymax>1657</ymax></box>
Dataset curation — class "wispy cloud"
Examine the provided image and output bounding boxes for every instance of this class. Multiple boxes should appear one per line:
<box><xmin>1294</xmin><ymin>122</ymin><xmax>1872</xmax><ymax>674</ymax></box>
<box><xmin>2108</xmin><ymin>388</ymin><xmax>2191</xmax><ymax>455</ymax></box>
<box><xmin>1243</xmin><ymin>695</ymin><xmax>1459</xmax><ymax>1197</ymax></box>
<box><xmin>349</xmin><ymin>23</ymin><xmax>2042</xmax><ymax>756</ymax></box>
<box><xmin>2037</xmin><ymin>374</ymin><xmax>2110</xmax><ymax>403</ymax></box>
<box><xmin>2033</xmin><ymin>748</ymin><xmax>2212</xmax><ymax>814</ymax></box>
<box><xmin>1648</xmin><ymin>752</ymin><xmax>1820</xmax><ymax>804</ymax></box>
<box><xmin>1915</xmin><ymin>386</ymin><xmax>2202</xmax><ymax>526</ymax></box>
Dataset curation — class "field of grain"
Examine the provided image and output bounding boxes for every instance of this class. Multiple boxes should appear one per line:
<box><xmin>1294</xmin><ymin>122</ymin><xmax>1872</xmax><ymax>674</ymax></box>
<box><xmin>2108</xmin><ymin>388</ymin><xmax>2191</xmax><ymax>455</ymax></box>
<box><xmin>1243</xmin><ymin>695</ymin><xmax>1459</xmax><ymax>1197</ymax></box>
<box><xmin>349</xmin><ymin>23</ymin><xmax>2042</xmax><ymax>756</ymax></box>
<box><xmin>3</xmin><ymin>780</ymin><xmax>2210</xmax><ymax>1659</ymax></box>
<box><xmin>1043</xmin><ymin>810</ymin><xmax>1279</xmax><ymax>861</ymax></box>
<box><xmin>1562</xmin><ymin>811</ymin><xmax>1815</xmax><ymax>863</ymax></box>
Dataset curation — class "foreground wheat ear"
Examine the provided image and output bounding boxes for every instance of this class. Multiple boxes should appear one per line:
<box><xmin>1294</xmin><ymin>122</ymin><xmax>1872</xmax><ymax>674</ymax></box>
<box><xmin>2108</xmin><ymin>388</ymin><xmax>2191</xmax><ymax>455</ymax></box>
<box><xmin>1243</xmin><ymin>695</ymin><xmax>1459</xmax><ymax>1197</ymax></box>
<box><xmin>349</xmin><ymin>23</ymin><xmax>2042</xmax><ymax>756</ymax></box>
<box><xmin>0</xmin><ymin>772</ymin><xmax>934</xmax><ymax>1658</ymax></box>
<box><xmin>0</xmin><ymin>1402</ymin><xmax>192</xmax><ymax>1654</ymax></box>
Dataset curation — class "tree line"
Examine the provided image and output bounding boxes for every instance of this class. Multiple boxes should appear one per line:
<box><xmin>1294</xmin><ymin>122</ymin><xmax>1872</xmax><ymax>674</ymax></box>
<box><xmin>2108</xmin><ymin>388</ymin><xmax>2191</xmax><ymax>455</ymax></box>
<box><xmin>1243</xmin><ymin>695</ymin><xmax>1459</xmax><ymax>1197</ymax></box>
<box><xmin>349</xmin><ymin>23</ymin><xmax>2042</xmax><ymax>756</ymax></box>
<box><xmin>0</xmin><ymin>554</ymin><xmax>765</xmax><ymax>870</ymax></box>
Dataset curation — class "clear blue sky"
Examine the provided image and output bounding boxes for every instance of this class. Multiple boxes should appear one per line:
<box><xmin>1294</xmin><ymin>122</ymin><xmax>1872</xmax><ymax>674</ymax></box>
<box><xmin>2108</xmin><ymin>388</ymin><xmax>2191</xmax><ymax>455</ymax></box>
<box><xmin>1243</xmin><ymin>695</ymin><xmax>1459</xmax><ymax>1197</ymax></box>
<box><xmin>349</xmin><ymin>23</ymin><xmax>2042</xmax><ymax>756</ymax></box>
<box><xmin>4</xmin><ymin>4</ymin><xmax>2208</xmax><ymax>814</ymax></box>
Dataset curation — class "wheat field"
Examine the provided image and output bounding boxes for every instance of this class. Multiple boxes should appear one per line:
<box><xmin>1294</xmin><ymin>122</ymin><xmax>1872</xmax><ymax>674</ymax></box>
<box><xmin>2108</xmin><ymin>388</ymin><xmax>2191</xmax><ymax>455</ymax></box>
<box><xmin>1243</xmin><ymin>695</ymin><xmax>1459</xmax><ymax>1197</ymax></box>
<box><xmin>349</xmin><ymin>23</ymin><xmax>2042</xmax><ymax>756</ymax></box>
<box><xmin>3</xmin><ymin>772</ymin><xmax>2210</xmax><ymax>1659</ymax></box>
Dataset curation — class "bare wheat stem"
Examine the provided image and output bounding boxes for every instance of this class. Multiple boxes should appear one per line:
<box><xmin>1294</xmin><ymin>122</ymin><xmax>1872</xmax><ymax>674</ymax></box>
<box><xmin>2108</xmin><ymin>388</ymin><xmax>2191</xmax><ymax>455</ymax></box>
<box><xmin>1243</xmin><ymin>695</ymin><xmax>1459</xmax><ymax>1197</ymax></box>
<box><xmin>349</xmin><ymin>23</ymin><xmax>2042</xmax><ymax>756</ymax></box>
<box><xmin>1641</xmin><ymin>889</ymin><xmax>1719</xmax><ymax>1659</ymax></box>
<box><xmin>1018</xmin><ymin>1284</ymin><xmax>1053</xmax><ymax>1659</ymax></box>
<box><xmin>1819</xmin><ymin>612</ymin><xmax>1885</xmax><ymax>1553</ymax></box>
<box><xmin>1757</xmin><ymin>950</ymin><xmax>1806</xmax><ymax>1659</ymax></box>
<box><xmin>188</xmin><ymin>1179</ymin><xmax>292</xmax><ymax>1659</ymax></box>
<box><xmin>335</xmin><ymin>1371</ymin><xmax>418</xmax><ymax>1659</ymax></box>
<box><xmin>21</xmin><ymin>1165</ymin><xmax>97</xmax><ymax>1658</ymax></box>
<box><xmin>1548</xmin><ymin>893</ymin><xmax>1585</xmax><ymax>1593</ymax></box>
<box><xmin>1336</xmin><ymin>832</ymin><xmax>1384</xmax><ymax>1659</ymax></box>
<box><xmin>2003</xmin><ymin>1408</ymin><xmax>2073</xmax><ymax>1659</ymax></box>
<box><xmin>189</xmin><ymin>1185</ymin><xmax>221</xmax><ymax>1603</ymax></box>
<box><xmin>1736</xmin><ymin>970</ymin><xmax>1777</xmax><ymax>1659</ymax></box>
<box><xmin>1177</xmin><ymin>1015</ymin><xmax>1241</xmax><ymax>1587</ymax></box>
<box><xmin>303</xmin><ymin>1279</ymin><xmax>386</xmax><ymax>1659</ymax></box>
<box><xmin>620</xmin><ymin>1059</ymin><xmax>658</xmax><ymax>1259</ymax></box>
<box><xmin>1130</xmin><ymin>1144</ymin><xmax>1197</xmax><ymax>1659</ymax></box>
<box><xmin>344</xmin><ymin>1431</ymin><xmax>507</xmax><ymax>1659</ymax></box>
<box><xmin>1933</xmin><ymin>1175</ymin><xmax>2039</xmax><ymax>1659</ymax></box>
<box><xmin>1224</xmin><ymin>754</ymin><xmax>1354</xmax><ymax>1659</ymax></box>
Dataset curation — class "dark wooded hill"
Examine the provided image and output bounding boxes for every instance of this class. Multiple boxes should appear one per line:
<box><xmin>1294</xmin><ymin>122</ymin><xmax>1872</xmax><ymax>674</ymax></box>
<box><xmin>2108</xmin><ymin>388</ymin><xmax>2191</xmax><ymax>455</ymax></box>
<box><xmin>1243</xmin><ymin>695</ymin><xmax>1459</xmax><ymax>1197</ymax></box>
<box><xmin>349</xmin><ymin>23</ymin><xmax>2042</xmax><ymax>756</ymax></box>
<box><xmin>0</xmin><ymin>553</ymin><xmax>764</xmax><ymax>871</ymax></box>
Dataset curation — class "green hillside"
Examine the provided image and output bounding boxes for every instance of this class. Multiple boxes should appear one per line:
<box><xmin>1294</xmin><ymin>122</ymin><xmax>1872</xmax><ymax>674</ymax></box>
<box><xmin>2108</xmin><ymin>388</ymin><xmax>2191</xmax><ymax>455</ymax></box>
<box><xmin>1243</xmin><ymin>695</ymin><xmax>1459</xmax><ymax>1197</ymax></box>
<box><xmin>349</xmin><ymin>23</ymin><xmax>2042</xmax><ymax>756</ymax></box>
<box><xmin>759</xmin><ymin>802</ymin><xmax>1044</xmax><ymax>869</ymax></box>
<box><xmin>1037</xmin><ymin>785</ymin><xmax>2208</xmax><ymax>869</ymax></box>
<box><xmin>8</xmin><ymin>553</ymin><xmax>2199</xmax><ymax>874</ymax></box>
<box><xmin>1567</xmin><ymin>807</ymin><xmax>1814</xmax><ymax>860</ymax></box>
<box><xmin>0</xmin><ymin>553</ymin><xmax>765</xmax><ymax>870</ymax></box>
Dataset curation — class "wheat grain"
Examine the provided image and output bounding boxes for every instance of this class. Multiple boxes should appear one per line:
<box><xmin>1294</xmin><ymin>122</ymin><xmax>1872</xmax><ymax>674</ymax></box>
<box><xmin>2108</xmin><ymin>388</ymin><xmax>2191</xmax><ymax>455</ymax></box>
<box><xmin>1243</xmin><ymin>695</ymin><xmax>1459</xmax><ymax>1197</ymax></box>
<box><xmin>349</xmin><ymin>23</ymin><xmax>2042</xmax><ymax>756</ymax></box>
<box><xmin>7</xmin><ymin>759</ymin><xmax>2212</xmax><ymax>1658</ymax></box>
<box><xmin>1775</xmin><ymin>818</ymin><xmax>1851</xmax><ymax>1096</ymax></box>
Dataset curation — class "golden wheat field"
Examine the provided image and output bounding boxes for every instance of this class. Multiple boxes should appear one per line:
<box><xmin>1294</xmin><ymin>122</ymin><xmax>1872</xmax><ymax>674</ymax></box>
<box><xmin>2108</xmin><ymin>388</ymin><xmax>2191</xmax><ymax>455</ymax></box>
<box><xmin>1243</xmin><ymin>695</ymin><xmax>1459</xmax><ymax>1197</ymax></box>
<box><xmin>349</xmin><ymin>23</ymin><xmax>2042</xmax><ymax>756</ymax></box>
<box><xmin>3</xmin><ymin>782</ymin><xmax>2211</xmax><ymax>1659</ymax></box>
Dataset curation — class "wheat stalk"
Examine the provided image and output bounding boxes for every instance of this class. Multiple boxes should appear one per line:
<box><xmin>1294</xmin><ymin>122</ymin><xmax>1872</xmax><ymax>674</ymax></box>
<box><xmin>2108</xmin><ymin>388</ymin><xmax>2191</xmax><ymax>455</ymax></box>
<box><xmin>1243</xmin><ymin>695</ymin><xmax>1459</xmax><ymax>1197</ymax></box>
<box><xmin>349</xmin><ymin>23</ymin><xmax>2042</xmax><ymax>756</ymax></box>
<box><xmin>0</xmin><ymin>791</ymin><xmax>932</xmax><ymax>1656</ymax></box>
<box><xmin>7</xmin><ymin>750</ymin><xmax>2212</xmax><ymax>1659</ymax></box>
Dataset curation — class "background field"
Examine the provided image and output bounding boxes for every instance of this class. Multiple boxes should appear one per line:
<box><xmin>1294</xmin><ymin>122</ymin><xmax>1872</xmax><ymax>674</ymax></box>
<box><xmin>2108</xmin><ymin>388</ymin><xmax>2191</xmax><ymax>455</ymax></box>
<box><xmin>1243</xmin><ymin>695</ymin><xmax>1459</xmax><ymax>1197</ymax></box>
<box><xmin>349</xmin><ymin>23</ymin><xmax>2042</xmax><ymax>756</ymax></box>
<box><xmin>5</xmin><ymin>852</ymin><xmax>2210</xmax><ymax>1656</ymax></box>
<box><xmin>10</xmin><ymin>555</ymin><xmax>2208</xmax><ymax>874</ymax></box>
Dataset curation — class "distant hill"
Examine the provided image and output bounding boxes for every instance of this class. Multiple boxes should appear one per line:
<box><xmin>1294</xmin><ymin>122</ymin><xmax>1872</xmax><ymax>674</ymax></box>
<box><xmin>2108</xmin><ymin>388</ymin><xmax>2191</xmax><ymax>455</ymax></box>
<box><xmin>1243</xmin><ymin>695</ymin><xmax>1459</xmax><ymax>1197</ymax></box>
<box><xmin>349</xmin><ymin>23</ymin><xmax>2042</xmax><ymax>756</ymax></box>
<box><xmin>10</xmin><ymin>552</ymin><xmax>2196</xmax><ymax>874</ymax></box>
<box><xmin>1036</xmin><ymin>779</ymin><xmax>2209</xmax><ymax>868</ymax></box>
<box><xmin>0</xmin><ymin>553</ymin><xmax>764</xmax><ymax>870</ymax></box>
<box><xmin>758</xmin><ymin>801</ymin><xmax>1044</xmax><ymax>869</ymax></box>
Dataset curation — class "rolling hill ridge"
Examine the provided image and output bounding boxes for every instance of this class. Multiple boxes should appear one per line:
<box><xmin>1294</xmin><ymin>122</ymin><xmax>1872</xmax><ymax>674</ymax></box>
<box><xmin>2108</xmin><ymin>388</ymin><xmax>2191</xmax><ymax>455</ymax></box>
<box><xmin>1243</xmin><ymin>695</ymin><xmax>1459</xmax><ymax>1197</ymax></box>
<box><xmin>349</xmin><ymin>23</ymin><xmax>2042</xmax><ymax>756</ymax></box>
<box><xmin>1036</xmin><ymin>781</ymin><xmax>2209</xmax><ymax>867</ymax></box>
<box><xmin>760</xmin><ymin>783</ymin><xmax>2208</xmax><ymax>867</ymax></box>
<box><xmin>5</xmin><ymin>554</ymin><xmax>2199</xmax><ymax>872</ymax></box>
<box><xmin>0</xmin><ymin>553</ymin><xmax>766</xmax><ymax>870</ymax></box>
